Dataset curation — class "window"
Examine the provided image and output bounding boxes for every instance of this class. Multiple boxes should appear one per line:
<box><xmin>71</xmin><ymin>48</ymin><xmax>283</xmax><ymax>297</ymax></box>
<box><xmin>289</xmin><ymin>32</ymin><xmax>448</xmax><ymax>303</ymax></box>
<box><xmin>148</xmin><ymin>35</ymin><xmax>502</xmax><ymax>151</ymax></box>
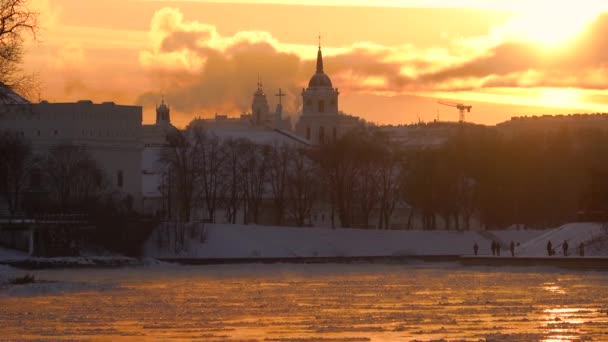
<box><xmin>318</xmin><ymin>100</ymin><xmax>325</xmax><ymax>113</ymax></box>
<box><xmin>117</xmin><ymin>170</ymin><xmax>124</xmax><ymax>188</ymax></box>
<box><xmin>306</xmin><ymin>127</ymin><xmax>311</xmax><ymax>140</ymax></box>
<box><xmin>319</xmin><ymin>126</ymin><xmax>325</xmax><ymax>144</ymax></box>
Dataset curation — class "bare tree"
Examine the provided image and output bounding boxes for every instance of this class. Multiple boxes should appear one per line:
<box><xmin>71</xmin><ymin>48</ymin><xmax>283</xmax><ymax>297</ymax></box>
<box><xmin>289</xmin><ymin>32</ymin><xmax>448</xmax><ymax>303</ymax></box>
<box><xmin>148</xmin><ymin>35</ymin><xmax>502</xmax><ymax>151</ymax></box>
<box><xmin>0</xmin><ymin>0</ymin><xmax>39</xmax><ymax>99</ymax></box>
<box><xmin>197</xmin><ymin>132</ymin><xmax>225</xmax><ymax>223</ymax></box>
<box><xmin>240</xmin><ymin>141</ymin><xmax>269</xmax><ymax>224</ymax></box>
<box><xmin>44</xmin><ymin>144</ymin><xmax>105</xmax><ymax>211</ymax></box>
<box><xmin>220</xmin><ymin>138</ymin><xmax>246</xmax><ymax>224</ymax></box>
<box><xmin>0</xmin><ymin>129</ymin><xmax>31</xmax><ymax>215</ymax></box>
<box><xmin>287</xmin><ymin>148</ymin><xmax>319</xmax><ymax>227</ymax></box>
<box><xmin>267</xmin><ymin>143</ymin><xmax>291</xmax><ymax>225</ymax></box>
<box><xmin>355</xmin><ymin>153</ymin><xmax>380</xmax><ymax>229</ymax></box>
<box><xmin>377</xmin><ymin>148</ymin><xmax>401</xmax><ymax>230</ymax></box>
<box><xmin>160</xmin><ymin>127</ymin><xmax>202</xmax><ymax>222</ymax></box>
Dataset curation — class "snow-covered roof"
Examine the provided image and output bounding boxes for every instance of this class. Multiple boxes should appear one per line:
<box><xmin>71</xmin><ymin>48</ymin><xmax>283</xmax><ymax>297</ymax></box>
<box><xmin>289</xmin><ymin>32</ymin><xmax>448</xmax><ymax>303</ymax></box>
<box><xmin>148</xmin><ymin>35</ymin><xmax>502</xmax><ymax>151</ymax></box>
<box><xmin>202</xmin><ymin>120</ymin><xmax>309</xmax><ymax>146</ymax></box>
<box><xmin>0</xmin><ymin>83</ymin><xmax>30</xmax><ymax>105</ymax></box>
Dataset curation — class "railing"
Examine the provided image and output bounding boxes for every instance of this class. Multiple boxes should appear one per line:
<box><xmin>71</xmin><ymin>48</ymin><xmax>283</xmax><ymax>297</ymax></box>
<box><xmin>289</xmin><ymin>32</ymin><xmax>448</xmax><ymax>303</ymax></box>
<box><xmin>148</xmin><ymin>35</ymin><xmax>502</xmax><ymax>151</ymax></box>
<box><xmin>0</xmin><ymin>213</ymin><xmax>89</xmax><ymax>225</ymax></box>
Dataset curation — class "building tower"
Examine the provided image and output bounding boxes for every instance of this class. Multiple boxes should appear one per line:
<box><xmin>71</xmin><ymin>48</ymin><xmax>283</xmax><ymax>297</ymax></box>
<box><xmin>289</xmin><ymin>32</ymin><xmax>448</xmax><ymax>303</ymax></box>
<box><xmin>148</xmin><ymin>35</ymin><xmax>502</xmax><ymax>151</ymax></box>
<box><xmin>296</xmin><ymin>38</ymin><xmax>345</xmax><ymax>145</ymax></box>
<box><xmin>301</xmin><ymin>42</ymin><xmax>339</xmax><ymax>116</ymax></box>
<box><xmin>156</xmin><ymin>97</ymin><xmax>171</xmax><ymax>125</ymax></box>
<box><xmin>252</xmin><ymin>79</ymin><xmax>270</xmax><ymax>126</ymax></box>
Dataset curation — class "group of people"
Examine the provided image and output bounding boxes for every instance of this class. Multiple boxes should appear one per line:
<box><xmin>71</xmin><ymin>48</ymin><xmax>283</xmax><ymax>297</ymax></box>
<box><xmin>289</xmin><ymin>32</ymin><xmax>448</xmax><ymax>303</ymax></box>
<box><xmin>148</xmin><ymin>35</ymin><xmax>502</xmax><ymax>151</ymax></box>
<box><xmin>547</xmin><ymin>240</ymin><xmax>584</xmax><ymax>257</ymax></box>
<box><xmin>472</xmin><ymin>240</ymin><xmax>517</xmax><ymax>257</ymax></box>
<box><xmin>473</xmin><ymin>239</ymin><xmax>587</xmax><ymax>257</ymax></box>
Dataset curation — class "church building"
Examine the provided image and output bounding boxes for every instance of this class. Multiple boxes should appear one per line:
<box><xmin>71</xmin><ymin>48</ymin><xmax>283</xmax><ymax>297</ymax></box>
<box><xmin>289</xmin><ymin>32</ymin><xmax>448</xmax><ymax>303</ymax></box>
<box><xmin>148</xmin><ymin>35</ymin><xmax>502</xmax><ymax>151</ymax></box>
<box><xmin>295</xmin><ymin>43</ymin><xmax>361</xmax><ymax>145</ymax></box>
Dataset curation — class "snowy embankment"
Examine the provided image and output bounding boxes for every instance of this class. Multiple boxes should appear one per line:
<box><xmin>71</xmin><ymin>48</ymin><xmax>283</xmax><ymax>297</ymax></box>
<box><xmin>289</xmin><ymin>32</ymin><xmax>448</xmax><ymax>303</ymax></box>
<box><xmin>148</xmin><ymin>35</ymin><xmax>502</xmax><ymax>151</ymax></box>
<box><xmin>0</xmin><ymin>246</ymin><xmax>27</xmax><ymax>261</ymax></box>
<box><xmin>0</xmin><ymin>264</ymin><xmax>20</xmax><ymax>285</ymax></box>
<box><xmin>517</xmin><ymin>223</ymin><xmax>608</xmax><ymax>257</ymax></box>
<box><xmin>0</xmin><ymin>246</ymin><xmax>140</xmax><ymax>269</ymax></box>
<box><xmin>143</xmin><ymin>223</ymin><xmax>546</xmax><ymax>259</ymax></box>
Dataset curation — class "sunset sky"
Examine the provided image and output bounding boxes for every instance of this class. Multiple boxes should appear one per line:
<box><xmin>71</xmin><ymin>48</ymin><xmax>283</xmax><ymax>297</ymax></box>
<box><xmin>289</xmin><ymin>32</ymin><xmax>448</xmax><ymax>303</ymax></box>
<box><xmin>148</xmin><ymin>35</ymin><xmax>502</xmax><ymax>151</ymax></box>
<box><xmin>24</xmin><ymin>0</ymin><xmax>608</xmax><ymax>127</ymax></box>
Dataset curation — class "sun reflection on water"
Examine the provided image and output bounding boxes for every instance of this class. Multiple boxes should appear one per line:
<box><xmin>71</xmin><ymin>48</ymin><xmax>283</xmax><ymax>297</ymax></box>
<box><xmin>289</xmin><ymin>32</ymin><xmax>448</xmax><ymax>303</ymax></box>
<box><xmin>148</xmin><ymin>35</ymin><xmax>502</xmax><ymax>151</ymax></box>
<box><xmin>2</xmin><ymin>266</ymin><xmax>608</xmax><ymax>341</ymax></box>
<box><xmin>543</xmin><ymin>282</ymin><xmax>566</xmax><ymax>295</ymax></box>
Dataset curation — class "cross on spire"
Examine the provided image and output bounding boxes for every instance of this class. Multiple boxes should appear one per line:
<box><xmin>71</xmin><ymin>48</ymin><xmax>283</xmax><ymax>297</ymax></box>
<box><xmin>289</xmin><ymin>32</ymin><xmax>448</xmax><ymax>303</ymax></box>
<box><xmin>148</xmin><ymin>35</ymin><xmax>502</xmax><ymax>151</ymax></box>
<box><xmin>316</xmin><ymin>34</ymin><xmax>324</xmax><ymax>73</ymax></box>
<box><xmin>257</xmin><ymin>74</ymin><xmax>262</xmax><ymax>90</ymax></box>
<box><xmin>275</xmin><ymin>88</ymin><xmax>285</xmax><ymax>106</ymax></box>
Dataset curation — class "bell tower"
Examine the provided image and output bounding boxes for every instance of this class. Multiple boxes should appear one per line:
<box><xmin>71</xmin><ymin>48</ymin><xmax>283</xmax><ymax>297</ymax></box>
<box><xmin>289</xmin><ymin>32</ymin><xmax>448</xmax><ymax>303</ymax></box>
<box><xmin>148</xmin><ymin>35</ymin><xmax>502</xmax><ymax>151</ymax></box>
<box><xmin>252</xmin><ymin>78</ymin><xmax>270</xmax><ymax>126</ymax></box>
<box><xmin>156</xmin><ymin>97</ymin><xmax>171</xmax><ymax>125</ymax></box>
<box><xmin>301</xmin><ymin>41</ymin><xmax>339</xmax><ymax>116</ymax></box>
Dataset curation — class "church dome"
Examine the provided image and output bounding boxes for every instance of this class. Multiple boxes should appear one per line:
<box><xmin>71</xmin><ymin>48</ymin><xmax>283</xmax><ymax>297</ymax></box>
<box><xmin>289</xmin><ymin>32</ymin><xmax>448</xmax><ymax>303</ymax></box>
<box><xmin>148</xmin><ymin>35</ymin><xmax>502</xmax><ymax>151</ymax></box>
<box><xmin>308</xmin><ymin>72</ymin><xmax>333</xmax><ymax>88</ymax></box>
<box><xmin>156</xmin><ymin>97</ymin><xmax>171</xmax><ymax>124</ymax></box>
<box><xmin>157</xmin><ymin>102</ymin><xmax>169</xmax><ymax>113</ymax></box>
<box><xmin>307</xmin><ymin>45</ymin><xmax>333</xmax><ymax>88</ymax></box>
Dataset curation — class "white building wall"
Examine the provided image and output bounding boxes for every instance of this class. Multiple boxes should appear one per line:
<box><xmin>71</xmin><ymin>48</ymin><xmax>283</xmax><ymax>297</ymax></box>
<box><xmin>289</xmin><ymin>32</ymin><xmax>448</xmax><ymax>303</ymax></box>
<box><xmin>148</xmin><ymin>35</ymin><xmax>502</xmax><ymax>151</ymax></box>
<box><xmin>0</xmin><ymin>101</ymin><xmax>143</xmax><ymax>205</ymax></box>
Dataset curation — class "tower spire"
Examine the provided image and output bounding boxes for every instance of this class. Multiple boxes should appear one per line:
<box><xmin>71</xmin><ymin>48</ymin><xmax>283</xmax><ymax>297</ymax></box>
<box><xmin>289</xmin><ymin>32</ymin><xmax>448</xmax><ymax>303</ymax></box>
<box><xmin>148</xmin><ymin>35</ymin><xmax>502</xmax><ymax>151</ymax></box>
<box><xmin>316</xmin><ymin>34</ymin><xmax>324</xmax><ymax>74</ymax></box>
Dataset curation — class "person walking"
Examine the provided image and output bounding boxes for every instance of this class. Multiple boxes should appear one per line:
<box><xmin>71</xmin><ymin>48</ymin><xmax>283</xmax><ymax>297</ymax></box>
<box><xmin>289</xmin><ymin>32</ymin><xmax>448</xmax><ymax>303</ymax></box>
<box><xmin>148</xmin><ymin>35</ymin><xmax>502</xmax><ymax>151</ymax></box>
<box><xmin>496</xmin><ymin>241</ymin><xmax>501</xmax><ymax>256</ymax></box>
<box><xmin>579</xmin><ymin>242</ymin><xmax>584</xmax><ymax>257</ymax></box>
<box><xmin>547</xmin><ymin>240</ymin><xmax>553</xmax><ymax>256</ymax></box>
<box><xmin>491</xmin><ymin>241</ymin><xmax>496</xmax><ymax>256</ymax></box>
<box><xmin>473</xmin><ymin>242</ymin><xmax>479</xmax><ymax>256</ymax></box>
<box><xmin>563</xmin><ymin>240</ymin><xmax>569</xmax><ymax>256</ymax></box>
<box><xmin>510</xmin><ymin>241</ymin><xmax>515</xmax><ymax>257</ymax></box>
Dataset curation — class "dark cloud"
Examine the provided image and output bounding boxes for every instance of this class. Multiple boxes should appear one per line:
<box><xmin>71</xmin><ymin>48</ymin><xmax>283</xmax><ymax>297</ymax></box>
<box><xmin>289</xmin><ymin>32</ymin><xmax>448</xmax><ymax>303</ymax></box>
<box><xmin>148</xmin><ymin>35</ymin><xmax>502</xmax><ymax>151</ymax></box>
<box><xmin>420</xmin><ymin>13</ymin><xmax>608</xmax><ymax>90</ymax></box>
<box><xmin>137</xmin><ymin>40</ymin><xmax>304</xmax><ymax>118</ymax></box>
<box><xmin>421</xmin><ymin>42</ymin><xmax>544</xmax><ymax>83</ymax></box>
<box><xmin>136</xmin><ymin>10</ymin><xmax>608</xmax><ymax>124</ymax></box>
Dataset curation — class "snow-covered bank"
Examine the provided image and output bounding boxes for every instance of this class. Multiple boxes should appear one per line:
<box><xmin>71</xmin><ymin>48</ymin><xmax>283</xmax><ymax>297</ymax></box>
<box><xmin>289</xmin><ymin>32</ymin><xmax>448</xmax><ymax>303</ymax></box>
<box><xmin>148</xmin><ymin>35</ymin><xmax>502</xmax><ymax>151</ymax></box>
<box><xmin>143</xmin><ymin>223</ymin><xmax>546</xmax><ymax>259</ymax></box>
<box><xmin>0</xmin><ymin>264</ymin><xmax>20</xmax><ymax>285</ymax></box>
<box><xmin>0</xmin><ymin>246</ymin><xmax>141</xmax><ymax>269</ymax></box>
<box><xmin>0</xmin><ymin>246</ymin><xmax>27</xmax><ymax>261</ymax></box>
<box><xmin>518</xmin><ymin>223</ymin><xmax>608</xmax><ymax>257</ymax></box>
<box><xmin>3</xmin><ymin>222</ymin><xmax>605</xmax><ymax>263</ymax></box>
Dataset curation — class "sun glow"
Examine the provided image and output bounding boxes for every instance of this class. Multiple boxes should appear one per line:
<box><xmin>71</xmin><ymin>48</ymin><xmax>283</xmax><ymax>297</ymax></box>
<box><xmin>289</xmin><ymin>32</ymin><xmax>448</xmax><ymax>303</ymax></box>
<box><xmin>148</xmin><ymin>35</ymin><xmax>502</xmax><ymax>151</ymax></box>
<box><xmin>504</xmin><ymin>2</ymin><xmax>605</xmax><ymax>47</ymax></box>
<box><xmin>538</xmin><ymin>88</ymin><xmax>581</xmax><ymax>108</ymax></box>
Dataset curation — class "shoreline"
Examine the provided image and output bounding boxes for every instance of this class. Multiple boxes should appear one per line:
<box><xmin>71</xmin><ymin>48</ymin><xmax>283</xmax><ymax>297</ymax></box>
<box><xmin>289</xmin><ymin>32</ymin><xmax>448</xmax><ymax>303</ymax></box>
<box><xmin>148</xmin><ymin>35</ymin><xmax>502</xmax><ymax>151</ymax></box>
<box><xmin>1</xmin><ymin>255</ymin><xmax>607</xmax><ymax>270</ymax></box>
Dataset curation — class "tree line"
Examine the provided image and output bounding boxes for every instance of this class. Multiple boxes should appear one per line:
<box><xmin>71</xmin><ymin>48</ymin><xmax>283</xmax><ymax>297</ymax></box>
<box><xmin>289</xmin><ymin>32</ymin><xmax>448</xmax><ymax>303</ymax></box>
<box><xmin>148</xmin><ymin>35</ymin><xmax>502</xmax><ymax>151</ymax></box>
<box><xmin>160</xmin><ymin>121</ymin><xmax>320</xmax><ymax>226</ymax></box>
<box><xmin>0</xmin><ymin>130</ymin><xmax>132</xmax><ymax>216</ymax></box>
<box><xmin>4</xmin><ymin>121</ymin><xmax>608</xmax><ymax>230</ymax></box>
<box><xmin>162</xmin><ymin>120</ymin><xmax>608</xmax><ymax>230</ymax></box>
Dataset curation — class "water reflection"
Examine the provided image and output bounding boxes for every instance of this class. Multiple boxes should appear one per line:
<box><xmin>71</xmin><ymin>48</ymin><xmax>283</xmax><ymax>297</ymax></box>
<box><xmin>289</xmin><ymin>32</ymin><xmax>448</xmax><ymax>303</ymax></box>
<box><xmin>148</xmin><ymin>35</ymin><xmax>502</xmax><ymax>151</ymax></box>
<box><xmin>543</xmin><ymin>282</ymin><xmax>566</xmax><ymax>294</ymax></box>
<box><xmin>0</xmin><ymin>265</ymin><xmax>607</xmax><ymax>341</ymax></box>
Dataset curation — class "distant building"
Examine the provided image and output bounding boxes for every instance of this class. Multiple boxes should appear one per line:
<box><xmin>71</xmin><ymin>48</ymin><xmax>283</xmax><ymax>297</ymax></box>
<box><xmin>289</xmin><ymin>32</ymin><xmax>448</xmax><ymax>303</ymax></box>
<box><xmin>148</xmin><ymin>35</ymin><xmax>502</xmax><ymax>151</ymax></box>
<box><xmin>295</xmin><ymin>44</ymin><xmax>362</xmax><ymax>145</ymax></box>
<box><xmin>377</xmin><ymin>122</ymin><xmax>467</xmax><ymax>149</ymax></box>
<box><xmin>142</xmin><ymin>97</ymin><xmax>177</xmax><ymax>147</ymax></box>
<box><xmin>249</xmin><ymin>81</ymin><xmax>292</xmax><ymax>131</ymax></box>
<box><xmin>141</xmin><ymin>98</ymin><xmax>179</xmax><ymax>214</ymax></box>
<box><xmin>0</xmin><ymin>100</ymin><xmax>143</xmax><ymax>204</ymax></box>
<box><xmin>191</xmin><ymin>113</ymin><xmax>308</xmax><ymax>147</ymax></box>
<box><xmin>192</xmin><ymin>81</ymin><xmax>307</xmax><ymax>147</ymax></box>
<box><xmin>0</xmin><ymin>82</ymin><xmax>29</xmax><ymax>105</ymax></box>
<box><xmin>496</xmin><ymin>113</ymin><xmax>608</xmax><ymax>136</ymax></box>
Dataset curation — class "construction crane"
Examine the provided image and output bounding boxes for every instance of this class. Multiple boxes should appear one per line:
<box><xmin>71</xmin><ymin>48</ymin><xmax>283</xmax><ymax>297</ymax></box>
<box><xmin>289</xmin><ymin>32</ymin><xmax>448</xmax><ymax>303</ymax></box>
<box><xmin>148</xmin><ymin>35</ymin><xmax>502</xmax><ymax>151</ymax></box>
<box><xmin>437</xmin><ymin>100</ymin><xmax>472</xmax><ymax>123</ymax></box>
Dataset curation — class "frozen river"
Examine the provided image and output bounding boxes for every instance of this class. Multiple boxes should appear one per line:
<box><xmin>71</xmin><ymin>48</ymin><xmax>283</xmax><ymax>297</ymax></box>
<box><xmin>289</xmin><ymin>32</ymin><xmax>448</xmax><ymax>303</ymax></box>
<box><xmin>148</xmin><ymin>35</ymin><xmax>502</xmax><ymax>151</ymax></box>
<box><xmin>2</xmin><ymin>263</ymin><xmax>608</xmax><ymax>341</ymax></box>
